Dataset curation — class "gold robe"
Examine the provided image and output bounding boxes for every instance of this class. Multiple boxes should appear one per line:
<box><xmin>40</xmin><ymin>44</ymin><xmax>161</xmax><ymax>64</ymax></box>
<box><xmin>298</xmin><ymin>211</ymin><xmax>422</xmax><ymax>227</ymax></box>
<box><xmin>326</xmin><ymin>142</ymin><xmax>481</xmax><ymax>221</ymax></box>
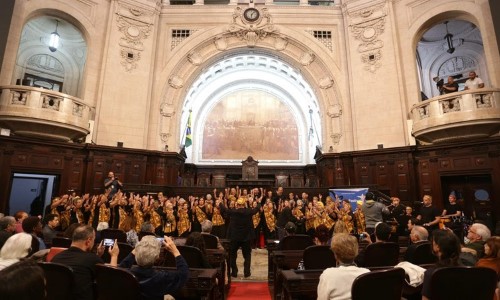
<box><xmin>212</xmin><ymin>207</ymin><xmax>225</xmax><ymax>226</ymax></box>
<box><xmin>150</xmin><ymin>210</ymin><xmax>162</xmax><ymax>230</ymax></box>
<box><xmin>194</xmin><ymin>206</ymin><xmax>208</xmax><ymax>224</ymax></box>
<box><xmin>354</xmin><ymin>210</ymin><xmax>366</xmax><ymax>234</ymax></box>
<box><xmin>134</xmin><ymin>207</ymin><xmax>144</xmax><ymax>233</ymax></box>
<box><xmin>305</xmin><ymin>208</ymin><xmax>315</xmax><ymax>231</ymax></box>
<box><xmin>252</xmin><ymin>211</ymin><xmax>261</xmax><ymax>228</ymax></box>
<box><xmin>163</xmin><ymin>208</ymin><xmax>177</xmax><ymax>234</ymax></box>
<box><xmin>117</xmin><ymin>206</ymin><xmax>128</xmax><ymax>231</ymax></box>
<box><xmin>314</xmin><ymin>210</ymin><xmax>335</xmax><ymax>230</ymax></box>
<box><xmin>263</xmin><ymin>206</ymin><xmax>276</xmax><ymax>232</ymax></box>
<box><xmin>177</xmin><ymin>209</ymin><xmax>191</xmax><ymax>236</ymax></box>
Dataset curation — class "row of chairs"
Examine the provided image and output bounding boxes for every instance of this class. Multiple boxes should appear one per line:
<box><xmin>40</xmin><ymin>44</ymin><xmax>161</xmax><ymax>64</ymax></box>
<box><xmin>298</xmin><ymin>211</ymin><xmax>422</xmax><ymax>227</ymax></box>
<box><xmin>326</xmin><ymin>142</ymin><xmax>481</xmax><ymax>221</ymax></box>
<box><xmin>276</xmin><ymin>234</ymin><xmax>436</xmax><ymax>268</ymax></box>
<box><xmin>280</xmin><ymin>265</ymin><xmax>497</xmax><ymax>300</ymax></box>
<box><xmin>342</xmin><ymin>266</ymin><xmax>496</xmax><ymax>300</ymax></box>
<box><xmin>39</xmin><ymin>262</ymin><xmax>140</xmax><ymax>300</ymax></box>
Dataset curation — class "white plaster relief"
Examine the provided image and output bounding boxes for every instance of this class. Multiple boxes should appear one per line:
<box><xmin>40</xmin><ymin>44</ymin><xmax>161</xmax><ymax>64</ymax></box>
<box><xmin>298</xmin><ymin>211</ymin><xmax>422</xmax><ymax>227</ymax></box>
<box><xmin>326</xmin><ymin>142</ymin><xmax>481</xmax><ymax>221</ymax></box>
<box><xmin>319</xmin><ymin>77</ymin><xmax>334</xmax><ymax>89</ymax></box>
<box><xmin>299</xmin><ymin>51</ymin><xmax>315</xmax><ymax>66</ymax></box>
<box><xmin>169</xmin><ymin>75</ymin><xmax>184</xmax><ymax>89</ymax></box>
<box><xmin>227</xmin><ymin>7</ymin><xmax>279</xmax><ymax>48</ymax></box>
<box><xmin>331</xmin><ymin>133</ymin><xmax>342</xmax><ymax>145</ymax></box>
<box><xmin>120</xmin><ymin>48</ymin><xmax>141</xmax><ymax>71</ymax></box>
<box><xmin>160</xmin><ymin>133</ymin><xmax>172</xmax><ymax>143</ymax></box>
<box><xmin>187</xmin><ymin>51</ymin><xmax>203</xmax><ymax>66</ymax></box>
<box><xmin>346</xmin><ymin>2</ymin><xmax>386</xmax><ymax>72</ymax></box>
<box><xmin>160</xmin><ymin>102</ymin><xmax>176</xmax><ymax>117</ymax></box>
<box><xmin>115</xmin><ymin>2</ymin><xmax>155</xmax><ymax>72</ymax></box>
<box><xmin>11</xmin><ymin>91</ymin><xmax>28</xmax><ymax>105</ymax></box>
<box><xmin>327</xmin><ymin>104</ymin><xmax>343</xmax><ymax>118</ymax></box>
<box><xmin>117</xmin><ymin>16</ymin><xmax>152</xmax><ymax>51</ymax></box>
<box><xmin>274</xmin><ymin>36</ymin><xmax>288</xmax><ymax>51</ymax></box>
<box><xmin>214</xmin><ymin>35</ymin><xmax>228</xmax><ymax>51</ymax></box>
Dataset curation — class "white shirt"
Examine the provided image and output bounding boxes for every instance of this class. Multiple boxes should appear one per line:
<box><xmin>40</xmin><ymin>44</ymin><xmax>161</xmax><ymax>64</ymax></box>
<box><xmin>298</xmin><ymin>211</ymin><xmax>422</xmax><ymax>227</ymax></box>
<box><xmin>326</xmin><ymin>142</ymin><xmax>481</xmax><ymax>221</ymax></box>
<box><xmin>317</xmin><ymin>265</ymin><xmax>370</xmax><ymax>300</ymax></box>
<box><xmin>465</xmin><ymin>77</ymin><xmax>484</xmax><ymax>89</ymax></box>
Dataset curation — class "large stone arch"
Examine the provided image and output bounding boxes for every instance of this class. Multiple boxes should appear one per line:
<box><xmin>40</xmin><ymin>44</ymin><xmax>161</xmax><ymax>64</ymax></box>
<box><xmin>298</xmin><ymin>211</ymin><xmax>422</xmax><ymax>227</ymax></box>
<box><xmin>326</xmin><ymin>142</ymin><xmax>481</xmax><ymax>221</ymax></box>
<box><xmin>154</xmin><ymin>11</ymin><xmax>350</xmax><ymax>156</ymax></box>
<box><xmin>1</xmin><ymin>2</ymin><xmax>103</xmax><ymax>105</ymax></box>
<box><xmin>403</xmin><ymin>3</ymin><xmax>500</xmax><ymax>106</ymax></box>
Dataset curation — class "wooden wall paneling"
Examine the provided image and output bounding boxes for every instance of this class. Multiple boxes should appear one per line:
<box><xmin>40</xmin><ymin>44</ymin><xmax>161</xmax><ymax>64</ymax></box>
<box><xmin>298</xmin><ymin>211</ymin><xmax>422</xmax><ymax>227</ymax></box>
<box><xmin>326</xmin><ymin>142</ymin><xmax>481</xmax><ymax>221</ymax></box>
<box><xmin>375</xmin><ymin>161</ymin><xmax>389</xmax><ymax>193</ymax></box>
<box><xmin>0</xmin><ymin>146</ymin><xmax>12</xmax><ymax>213</ymax></box>
<box><xmin>197</xmin><ymin>173</ymin><xmax>211</xmax><ymax>187</ymax></box>
<box><xmin>489</xmin><ymin>150</ymin><xmax>500</xmax><ymax>222</ymax></box>
<box><xmin>290</xmin><ymin>173</ymin><xmax>304</xmax><ymax>188</ymax></box>
<box><xmin>334</xmin><ymin>158</ymin><xmax>345</xmax><ymax>186</ymax></box>
<box><xmin>145</xmin><ymin>156</ymin><xmax>160</xmax><ymax>185</ymax></box>
<box><xmin>276</xmin><ymin>174</ymin><xmax>289</xmax><ymax>187</ymax></box>
<box><xmin>395</xmin><ymin>159</ymin><xmax>410</xmax><ymax>201</ymax></box>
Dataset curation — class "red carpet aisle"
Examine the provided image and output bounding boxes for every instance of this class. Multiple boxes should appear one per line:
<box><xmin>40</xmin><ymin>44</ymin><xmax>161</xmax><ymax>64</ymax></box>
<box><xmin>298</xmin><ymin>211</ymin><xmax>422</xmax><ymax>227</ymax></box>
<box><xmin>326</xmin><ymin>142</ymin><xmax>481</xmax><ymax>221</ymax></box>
<box><xmin>227</xmin><ymin>282</ymin><xmax>271</xmax><ymax>300</ymax></box>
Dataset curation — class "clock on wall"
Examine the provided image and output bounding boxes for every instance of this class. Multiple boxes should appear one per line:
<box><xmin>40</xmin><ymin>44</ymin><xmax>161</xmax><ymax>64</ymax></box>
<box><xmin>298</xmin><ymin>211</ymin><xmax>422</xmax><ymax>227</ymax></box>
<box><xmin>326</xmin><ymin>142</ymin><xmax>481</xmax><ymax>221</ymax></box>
<box><xmin>243</xmin><ymin>8</ymin><xmax>260</xmax><ymax>22</ymax></box>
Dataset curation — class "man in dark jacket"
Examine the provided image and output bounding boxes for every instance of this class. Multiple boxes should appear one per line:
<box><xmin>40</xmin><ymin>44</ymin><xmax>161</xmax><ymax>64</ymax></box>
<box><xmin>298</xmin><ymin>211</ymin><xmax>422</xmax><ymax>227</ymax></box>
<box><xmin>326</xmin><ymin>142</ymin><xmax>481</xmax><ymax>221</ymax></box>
<box><xmin>219</xmin><ymin>197</ymin><xmax>261</xmax><ymax>278</ymax></box>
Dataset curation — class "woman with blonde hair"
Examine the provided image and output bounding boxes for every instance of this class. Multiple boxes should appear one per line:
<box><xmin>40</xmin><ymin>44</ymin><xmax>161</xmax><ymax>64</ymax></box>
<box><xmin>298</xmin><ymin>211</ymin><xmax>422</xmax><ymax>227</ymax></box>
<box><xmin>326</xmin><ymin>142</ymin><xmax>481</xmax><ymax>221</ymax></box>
<box><xmin>0</xmin><ymin>233</ymin><xmax>33</xmax><ymax>270</ymax></box>
<box><xmin>317</xmin><ymin>233</ymin><xmax>370</xmax><ymax>299</ymax></box>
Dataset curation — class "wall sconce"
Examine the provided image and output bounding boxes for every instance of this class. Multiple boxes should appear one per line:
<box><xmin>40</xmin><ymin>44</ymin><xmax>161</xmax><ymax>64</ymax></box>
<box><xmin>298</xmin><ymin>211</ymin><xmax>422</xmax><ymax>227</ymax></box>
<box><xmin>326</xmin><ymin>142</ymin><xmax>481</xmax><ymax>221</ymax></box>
<box><xmin>444</xmin><ymin>21</ymin><xmax>455</xmax><ymax>54</ymax></box>
<box><xmin>49</xmin><ymin>20</ymin><xmax>60</xmax><ymax>52</ymax></box>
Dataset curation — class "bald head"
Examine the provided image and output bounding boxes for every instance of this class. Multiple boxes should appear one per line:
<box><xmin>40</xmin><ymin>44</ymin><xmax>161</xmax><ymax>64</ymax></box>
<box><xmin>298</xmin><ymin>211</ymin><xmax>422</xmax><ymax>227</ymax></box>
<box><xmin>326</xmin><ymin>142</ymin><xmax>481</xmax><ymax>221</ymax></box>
<box><xmin>411</xmin><ymin>226</ymin><xmax>429</xmax><ymax>242</ymax></box>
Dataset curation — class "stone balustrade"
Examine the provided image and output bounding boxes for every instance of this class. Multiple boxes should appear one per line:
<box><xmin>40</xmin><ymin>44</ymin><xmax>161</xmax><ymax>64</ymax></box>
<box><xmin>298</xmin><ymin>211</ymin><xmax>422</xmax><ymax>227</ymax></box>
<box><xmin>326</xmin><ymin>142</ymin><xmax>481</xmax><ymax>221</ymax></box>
<box><xmin>0</xmin><ymin>85</ymin><xmax>92</xmax><ymax>142</ymax></box>
<box><xmin>411</xmin><ymin>88</ymin><xmax>500</xmax><ymax>144</ymax></box>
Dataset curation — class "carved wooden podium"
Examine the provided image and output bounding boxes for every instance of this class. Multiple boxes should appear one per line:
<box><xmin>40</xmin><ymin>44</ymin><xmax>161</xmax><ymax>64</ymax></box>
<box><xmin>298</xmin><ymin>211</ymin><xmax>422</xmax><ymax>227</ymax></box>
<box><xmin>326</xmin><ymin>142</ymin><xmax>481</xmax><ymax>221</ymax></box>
<box><xmin>242</xmin><ymin>156</ymin><xmax>258</xmax><ymax>180</ymax></box>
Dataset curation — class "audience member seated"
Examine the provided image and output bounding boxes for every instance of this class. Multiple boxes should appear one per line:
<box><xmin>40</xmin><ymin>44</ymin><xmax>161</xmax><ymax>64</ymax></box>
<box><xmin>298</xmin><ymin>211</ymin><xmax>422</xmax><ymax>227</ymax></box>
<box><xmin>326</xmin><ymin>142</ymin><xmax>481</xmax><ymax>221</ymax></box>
<box><xmin>42</xmin><ymin>213</ymin><xmax>60</xmax><ymax>246</ymax></box>
<box><xmin>281</xmin><ymin>221</ymin><xmax>297</xmax><ymax>241</ymax></box>
<box><xmin>95</xmin><ymin>221</ymin><xmax>109</xmax><ymax>244</ymax></box>
<box><xmin>63</xmin><ymin>223</ymin><xmax>80</xmax><ymax>239</ymax></box>
<box><xmin>476</xmin><ymin>236</ymin><xmax>500</xmax><ymax>276</ymax></box>
<box><xmin>201</xmin><ymin>220</ymin><xmax>224</xmax><ymax>250</ymax></box>
<box><xmin>0</xmin><ymin>216</ymin><xmax>16</xmax><ymax>250</ymax></box>
<box><xmin>357</xmin><ymin>222</ymin><xmax>399</xmax><ymax>267</ymax></box>
<box><xmin>279</xmin><ymin>234</ymin><xmax>314</xmax><ymax>250</ymax></box>
<box><xmin>404</xmin><ymin>226</ymin><xmax>434</xmax><ymax>264</ymax></box>
<box><xmin>317</xmin><ymin>233</ymin><xmax>370</xmax><ymax>300</ymax></box>
<box><xmin>0</xmin><ymin>259</ymin><xmax>46</xmax><ymax>300</ymax></box>
<box><xmin>327</xmin><ymin>220</ymin><xmax>350</xmax><ymax>246</ymax></box>
<box><xmin>14</xmin><ymin>211</ymin><xmax>28</xmax><ymax>233</ymax></box>
<box><xmin>119</xmin><ymin>236</ymin><xmax>189</xmax><ymax>300</ymax></box>
<box><xmin>0</xmin><ymin>233</ymin><xmax>33</xmax><ymax>270</ymax></box>
<box><xmin>121</xmin><ymin>216</ymin><xmax>139</xmax><ymax>247</ymax></box>
<box><xmin>462</xmin><ymin>223</ymin><xmax>491</xmax><ymax>260</ymax></box>
<box><xmin>138</xmin><ymin>222</ymin><xmax>157</xmax><ymax>241</ymax></box>
<box><xmin>22</xmin><ymin>216</ymin><xmax>46</xmax><ymax>251</ymax></box>
<box><xmin>185</xmin><ymin>232</ymin><xmax>211</xmax><ymax>268</ymax></box>
<box><xmin>314</xmin><ymin>224</ymin><xmax>330</xmax><ymax>246</ymax></box>
<box><xmin>421</xmin><ymin>229</ymin><xmax>462</xmax><ymax>300</ymax></box>
<box><xmin>52</xmin><ymin>225</ymin><xmax>119</xmax><ymax>300</ymax></box>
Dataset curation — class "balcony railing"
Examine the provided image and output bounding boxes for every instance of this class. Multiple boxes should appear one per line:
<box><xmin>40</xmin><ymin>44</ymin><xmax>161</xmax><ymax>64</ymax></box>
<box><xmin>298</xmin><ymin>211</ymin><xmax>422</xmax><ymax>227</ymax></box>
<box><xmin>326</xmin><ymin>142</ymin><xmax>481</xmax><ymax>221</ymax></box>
<box><xmin>410</xmin><ymin>88</ymin><xmax>500</xmax><ymax>144</ymax></box>
<box><xmin>0</xmin><ymin>85</ymin><xmax>92</xmax><ymax>142</ymax></box>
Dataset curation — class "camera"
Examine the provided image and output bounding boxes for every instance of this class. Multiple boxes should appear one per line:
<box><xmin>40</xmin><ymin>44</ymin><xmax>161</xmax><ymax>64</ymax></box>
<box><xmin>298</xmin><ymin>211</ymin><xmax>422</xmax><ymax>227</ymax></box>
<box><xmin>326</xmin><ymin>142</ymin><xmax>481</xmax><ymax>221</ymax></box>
<box><xmin>103</xmin><ymin>238</ymin><xmax>114</xmax><ymax>247</ymax></box>
<box><xmin>156</xmin><ymin>237</ymin><xmax>164</xmax><ymax>244</ymax></box>
<box><xmin>359</xmin><ymin>233</ymin><xmax>366</xmax><ymax>240</ymax></box>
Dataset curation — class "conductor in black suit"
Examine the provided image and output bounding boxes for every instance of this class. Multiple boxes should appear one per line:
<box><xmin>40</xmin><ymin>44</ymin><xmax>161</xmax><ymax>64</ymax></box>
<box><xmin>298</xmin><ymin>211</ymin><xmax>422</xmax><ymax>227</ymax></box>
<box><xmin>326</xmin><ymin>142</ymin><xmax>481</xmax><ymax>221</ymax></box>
<box><xmin>219</xmin><ymin>197</ymin><xmax>261</xmax><ymax>278</ymax></box>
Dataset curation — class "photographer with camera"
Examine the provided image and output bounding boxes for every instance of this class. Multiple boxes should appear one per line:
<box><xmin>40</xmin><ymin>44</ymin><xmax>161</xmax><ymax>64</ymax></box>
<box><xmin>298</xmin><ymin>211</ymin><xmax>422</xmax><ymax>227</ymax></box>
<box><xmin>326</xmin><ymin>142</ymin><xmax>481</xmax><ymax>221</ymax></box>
<box><xmin>433</xmin><ymin>77</ymin><xmax>445</xmax><ymax>95</ymax></box>
<box><xmin>104</xmin><ymin>171</ymin><xmax>123</xmax><ymax>200</ymax></box>
<box><xmin>442</xmin><ymin>76</ymin><xmax>459</xmax><ymax>94</ymax></box>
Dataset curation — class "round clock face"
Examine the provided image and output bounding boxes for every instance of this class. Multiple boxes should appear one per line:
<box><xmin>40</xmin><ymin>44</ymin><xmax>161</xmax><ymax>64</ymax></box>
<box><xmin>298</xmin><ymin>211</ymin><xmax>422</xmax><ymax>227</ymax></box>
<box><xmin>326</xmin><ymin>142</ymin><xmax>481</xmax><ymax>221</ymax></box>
<box><xmin>244</xmin><ymin>8</ymin><xmax>260</xmax><ymax>22</ymax></box>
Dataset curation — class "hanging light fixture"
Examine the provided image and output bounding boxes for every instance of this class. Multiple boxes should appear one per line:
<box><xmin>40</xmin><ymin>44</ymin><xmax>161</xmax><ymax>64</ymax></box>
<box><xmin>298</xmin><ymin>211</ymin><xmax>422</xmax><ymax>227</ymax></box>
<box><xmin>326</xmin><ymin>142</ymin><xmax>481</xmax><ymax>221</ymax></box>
<box><xmin>444</xmin><ymin>21</ymin><xmax>455</xmax><ymax>54</ymax></box>
<box><xmin>48</xmin><ymin>20</ymin><xmax>60</xmax><ymax>52</ymax></box>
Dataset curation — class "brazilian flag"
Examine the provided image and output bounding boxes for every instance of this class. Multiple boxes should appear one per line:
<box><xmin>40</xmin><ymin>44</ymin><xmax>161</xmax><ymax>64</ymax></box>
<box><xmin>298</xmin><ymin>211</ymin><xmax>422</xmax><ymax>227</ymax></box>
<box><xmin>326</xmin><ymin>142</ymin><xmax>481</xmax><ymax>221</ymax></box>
<box><xmin>185</xmin><ymin>112</ymin><xmax>192</xmax><ymax>147</ymax></box>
